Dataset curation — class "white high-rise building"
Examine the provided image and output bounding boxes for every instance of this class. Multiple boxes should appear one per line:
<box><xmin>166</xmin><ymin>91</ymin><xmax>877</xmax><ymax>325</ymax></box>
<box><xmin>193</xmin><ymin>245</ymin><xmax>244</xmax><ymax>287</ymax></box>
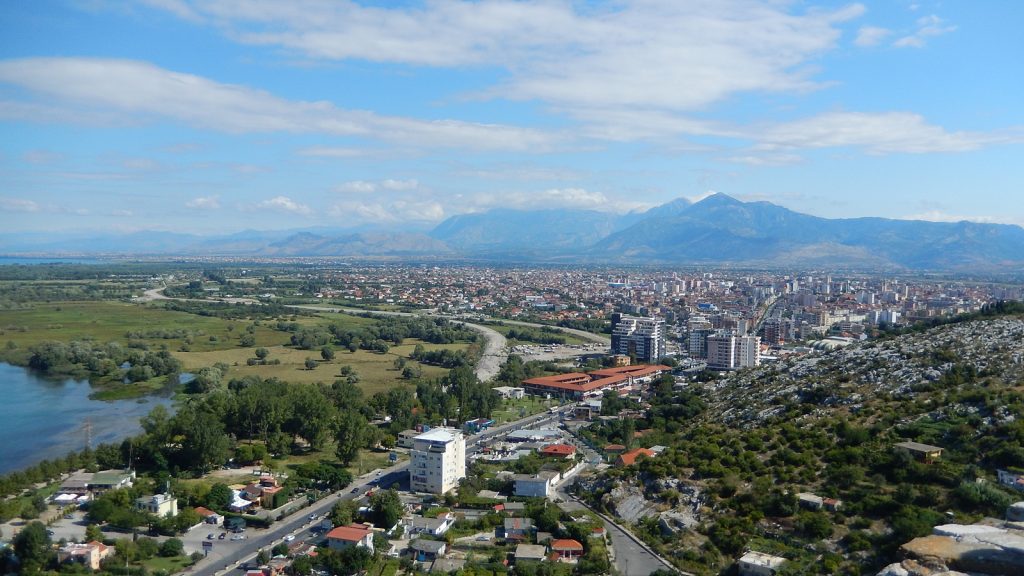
<box><xmin>610</xmin><ymin>315</ymin><xmax>666</xmax><ymax>362</ymax></box>
<box><xmin>707</xmin><ymin>331</ymin><xmax>760</xmax><ymax>370</ymax></box>
<box><xmin>409</xmin><ymin>428</ymin><xmax>466</xmax><ymax>494</ymax></box>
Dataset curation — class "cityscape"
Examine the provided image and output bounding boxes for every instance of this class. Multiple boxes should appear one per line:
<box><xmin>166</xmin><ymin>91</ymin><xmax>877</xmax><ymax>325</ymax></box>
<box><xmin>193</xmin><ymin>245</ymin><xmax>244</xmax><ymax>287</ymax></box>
<box><xmin>2</xmin><ymin>2</ymin><xmax>1024</xmax><ymax>576</ymax></box>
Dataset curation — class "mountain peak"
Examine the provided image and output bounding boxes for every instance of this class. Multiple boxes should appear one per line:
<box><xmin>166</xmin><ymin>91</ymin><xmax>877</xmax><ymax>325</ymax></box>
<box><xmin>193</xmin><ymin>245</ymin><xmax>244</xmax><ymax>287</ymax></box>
<box><xmin>695</xmin><ymin>192</ymin><xmax>741</xmax><ymax>206</ymax></box>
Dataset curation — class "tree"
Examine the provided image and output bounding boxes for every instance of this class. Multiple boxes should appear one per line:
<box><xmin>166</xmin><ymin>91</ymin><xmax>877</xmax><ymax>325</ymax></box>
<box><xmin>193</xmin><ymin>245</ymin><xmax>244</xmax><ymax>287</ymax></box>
<box><xmin>335</xmin><ymin>411</ymin><xmax>367</xmax><ymax>465</ymax></box>
<box><xmin>255</xmin><ymin>347</ymin><xmax>270</xmax><ymax>361</ymax></box>
<box><xmin>160</xmin><ymin>537</ymin><xmax>184</xmax><ymax>557</ymax></box>
<box><xmin>85</xmin><ymin>523</ymin><xmax>103</xmax><ymax>542</ymax></box>
<box><xmin>239</xmin><ymin>333</ymin><xmax>256</xmax><ymax>347</ymax></box>
<box><xmin>330</xmin><ymin>500</ymin><xmax>358</xmax><ymax>527</ymax></box>
<box><xmin>136</xmin><ymin>537</ymin><xmax>159</xmax><ymax>559</ymax></box>
<box><xmin>207</xmin><ymin>483</ymin><xmax>232</xmax><ymax>510</ymax></box>
<box><xmin>321</xmin><ymin>346</ymin><xmax>336</xmax><ymax>361</ymax></box>
<box><xmin>370</xmin><ymin>489</ymin><xmax>403</xmax><ymax>529</ymax></box>
<box><xmin>256</xmin><ymin>548</ymin><xmax>269</xmax><ymax>565</ymax></box>
<box><xmin>305</xmin><ymin>357</ymin><xmax>318</xmax><ymax>370</ymax></box>
<box><xmin>13</xmin><ymin>521</ymin><xmax>51</xmax><ymax>574</ymax></box>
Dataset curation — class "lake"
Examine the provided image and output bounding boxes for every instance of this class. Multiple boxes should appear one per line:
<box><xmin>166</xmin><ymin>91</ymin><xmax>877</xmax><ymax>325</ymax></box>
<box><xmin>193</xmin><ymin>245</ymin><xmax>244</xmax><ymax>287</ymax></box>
<box><xmin>0</xmin><ymin>363</ymin><xmax>173</xmax><ymax>475</ymax></box>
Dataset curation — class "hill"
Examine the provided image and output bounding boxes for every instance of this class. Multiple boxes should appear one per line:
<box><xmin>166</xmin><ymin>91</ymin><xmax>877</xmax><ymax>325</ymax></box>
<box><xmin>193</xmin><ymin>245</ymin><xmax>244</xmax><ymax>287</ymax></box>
<box><xmin>574</xmin><ymin>308</ymin><xmax>1024</xmax><ymax>575</ymax></box>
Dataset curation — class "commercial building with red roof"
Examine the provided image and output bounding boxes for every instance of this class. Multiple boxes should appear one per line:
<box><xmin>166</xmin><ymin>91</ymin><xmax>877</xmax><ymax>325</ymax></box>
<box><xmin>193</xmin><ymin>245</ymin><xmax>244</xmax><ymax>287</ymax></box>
<box><xmin>522</xmin><ymin>365</ymin><xmax>670</xmax><ymax>399</ymax></box>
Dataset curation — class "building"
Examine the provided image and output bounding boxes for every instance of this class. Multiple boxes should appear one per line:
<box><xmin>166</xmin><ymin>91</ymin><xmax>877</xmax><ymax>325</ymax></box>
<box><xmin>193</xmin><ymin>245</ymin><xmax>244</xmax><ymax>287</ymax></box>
<box><xmin>997</xmin><ymin>469</ymin><xmax>1024</xmax><ymax>491</ymax></box>
<box><xmin>738</xmin><ymin>551</ymin><xmax>786</xmax><ymax>576</ymax></box>
<box><xmin>610</xmin><ymin>315</ymin><xmax>665</xmax><ymax>362</ymax></box>
<box><xmin>707</xmin><ymin>332</ymin><xmax>760</xmax><ymax>370</ymax></box>
<box><xmin>895</xmin><ymin>441</ymin><xmax>943</xmax><ymax>462</ymax></box>
<box><xmin>504</xmin><ymin>517</ymin><xmax>534</xmax><ymax>540</ymax></box>
<box><xmin>88</xmin><ymin>470</ymin><xmax>135</xmax><ymax>494</ymax></box>
<box><xmin>616</xmin><ymin>448</ymin><xmax>655</xmax><ymax>467</ymax></box>
<box><xmin>194</xmin><ymin>506</ymin><xmax>222</xmax><ymax>525</ymax></box>
<box><xmin>326</xmin><ymin>523</ymin><xmax>375</xmax><ymax>553</ymax></box>
<box><xmin>397</xmin><ymin>429</ymin><xmax>419</xmax><ymax>449</ymax></box>
<box><xmin>408</xmin><ymin>512</ymin><xmax>455</xmax><ymax>537</ymax></box>
<box><xmin>522</xmin><ymin>365</ymin><xmax>670</xmax><ymax>400</ymax></box>
<box><xmin>1007</xmin><ymin>502</ymin><xmax>1024</xmax><ymax>522</ymax></box>
<box><xmin>492</xmin><ymin>386</ymin><xmax>525</xmax><ymax>399</ymax></box>
<box><xmin>514</xmin><ymin>471</ymin><xmax>560</xmax><ymax>498</ymax></box>
<box><xmin>515</xmin><ymin>544</ymin><xmax>547</xmax><ymax>563</ymax></box>
<box><xmin>410</xmin><ymin>539</ymin><xmax>447</xmax><ymax>562</ymax></box>
<box><xmin>539</xmin><ymin>444</ymin><xmax>576</xmax><ymax>459</ymax></box>
<box><xmin>410</xmin><ymin>427</ymin><xmax>466</xmax><ymax>494</ymax></box>
<box><xmin>58</xmin><ymin>541</ymin><xmax>113</xmax><ymax>571</ymax></box>
<box><xmin>135</xmin><ymin>493</ymin><xmax>178</xmax><ymax>517</ymax></box>
<box><xmin>550</xmin><ymin>539</ymin><xmax>584</xmax><ymax>563</ymax></box>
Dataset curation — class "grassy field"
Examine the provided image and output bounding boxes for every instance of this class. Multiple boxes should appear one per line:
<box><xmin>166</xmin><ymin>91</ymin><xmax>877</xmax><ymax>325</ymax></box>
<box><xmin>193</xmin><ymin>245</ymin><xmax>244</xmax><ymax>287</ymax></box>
<box><xmin>489</xmin><ymin>396</ymin><xmax>555</xmax><ymax>424</ymax></box>
<box><xmin>139</xmin><ymin>554</ymin><xmax>194</xmax><ymax>573</ymax></box>
<box><xmin>0</xmin><ymin>301</ymin><xmax>468</xmax><ymax>396</ymax></box>
<box><xmin>173</xmin><ymin>340</ymin><xmax>461</xmax><ymax>394</ymax></box>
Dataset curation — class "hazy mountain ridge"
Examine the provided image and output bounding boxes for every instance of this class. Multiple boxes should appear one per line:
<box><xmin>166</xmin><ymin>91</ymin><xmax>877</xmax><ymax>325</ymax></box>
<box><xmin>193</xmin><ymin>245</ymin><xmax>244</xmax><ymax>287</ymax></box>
<box><xmin>2</xmin><ymin>194</ymin><xmax>1022</xmax><ymax>270</ymax></box>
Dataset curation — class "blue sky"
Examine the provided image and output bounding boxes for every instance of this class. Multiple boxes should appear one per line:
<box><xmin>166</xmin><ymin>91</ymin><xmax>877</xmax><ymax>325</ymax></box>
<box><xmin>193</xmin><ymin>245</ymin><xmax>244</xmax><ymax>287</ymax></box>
<box><xmin>1</xmin><ymin>0</ymin><xmax>1021</xmax><ymax>234</ymax></box>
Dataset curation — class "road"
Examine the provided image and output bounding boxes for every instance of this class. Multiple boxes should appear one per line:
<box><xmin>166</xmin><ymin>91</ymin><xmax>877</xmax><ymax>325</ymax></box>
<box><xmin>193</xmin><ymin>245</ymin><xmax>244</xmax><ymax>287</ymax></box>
<box><xmin>190</xmin><ymin>409</ymin><xmax>563</xmax><ymax>575</ymax></box>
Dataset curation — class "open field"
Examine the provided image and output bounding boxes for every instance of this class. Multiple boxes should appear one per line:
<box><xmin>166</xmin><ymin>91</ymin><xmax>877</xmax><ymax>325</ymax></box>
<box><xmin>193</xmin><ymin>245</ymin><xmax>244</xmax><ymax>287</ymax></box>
<box><xmin>173</xmin><ymin>340</ymin><xmax>464</xmax><ymax>394</ymax></box>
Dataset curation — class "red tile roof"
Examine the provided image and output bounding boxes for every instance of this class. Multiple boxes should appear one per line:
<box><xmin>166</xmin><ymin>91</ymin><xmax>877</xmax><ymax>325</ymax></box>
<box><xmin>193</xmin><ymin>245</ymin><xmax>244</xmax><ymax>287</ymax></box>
<box><xmin>550</xmin><ymin>539</ymin><xmax>584</xmax><ymax>551</ymax></box>
<box><xmin>540</xmin><ymin>444</ymin><xmax>576</xmax><ymax>457</ymax></box>
<box><xmin>326</xmin><ymin>523</ymin><xmax>372</xmax><ymax>542</ymax></box>
<box><xmin>617</xmin><ymin>448</ymin><xmax>655</xmax><ymax>466</ymax></box>
<box><xmin>523</xmin><ymin>365</ymin><xmax>669</xmax><ymax>393</ymax></box>
<box><xmin>603</xmin><ymin>444</ymin><xmax>626</xmax><ymax>453</ymax></box>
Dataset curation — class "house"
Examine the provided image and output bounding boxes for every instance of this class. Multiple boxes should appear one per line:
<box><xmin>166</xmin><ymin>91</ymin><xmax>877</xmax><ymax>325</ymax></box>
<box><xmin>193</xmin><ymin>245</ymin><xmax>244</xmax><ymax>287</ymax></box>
<box><xmin>327</xmin><ymin>523</ymin><xmax>375</xmax><ymax>553</ymax></box>
<box><xmin>408</xmin><ymin>512</ymin><xmax>455</xmax><ymax>537</ymax></box>
<box><xmin>823</xmin><ymin>498</ymin><xmax>843</xmax><ymax>512</ymax></box>
<box><xmin>514</xmin><ymin>471</ymin><xmax>560</xmax><ymax>498</ymax></box>
<box><xmin>410</xmin><ymin>539</ymin><xmax>447</xmax><ymax>562</ymax></box>
<box><xmin>135</xmin><ymin>493</ymin><xmax>178</xmax><ymax>517</ymax></box>
<box><xmin>997</xmin><ymin>469</ymin><xmax>1024</xmax><ymax>491</ymax></box>
<box><xmin>616</xmin><ymin>448</ymin><xmax>655</xmax><ymax>467</ymax></box>
<box><xmin>57</xmin><ymin>541</ymin><xmax>113</xmax><ymax>571</ymax></box>
<box><xmin>796</xmin><ymin>493</ymin><xmax>823</xmax><ymax>511</ymax></box>
<box><xmin>194</xmin><ymin>506</ymin><xmax>222</xmax><ymax>525</ymax></box>
<box><xmin>259</xmin><ymin>477</ymin><xmax>284</xmax><ymax>508</ymax></box>
<box><xmin>492</xmin><ymin>386</ymin><xmax>525</xmax><ymax>399</ymax></box>
<box><xmin>894</xmin><ymin>441</ymin><xmax>943</xmax><ymax>462</ymax></box>
<box><xmin>515</xmin><ymin>544</ymin><xmax>547</xmax><ymax>562</ymax></box>
<box><xmin>397</xmin><ymin>429</ymin><xmax>419</xmax><ymax>449</ymax></box>
<box><xmin>738</xmin><ymin>551</ymin><xmax>787</xmax><ymax>576</ymax></box>
<box><xmin>550</xmin><ymin>539</ymin><xmax>584</xmax><ymax>562</ymax></box>
<box><xmin>502</xmin><ymin>502</ymin><xmax>526</xmax><ymax>515</ymax></box>
<box><xmin>229</xmin><ymin>490</ymin><xmax>253</xmax><ymax>513</ymax></box>
<box><xmin>540</xmin><ymin>444</ymin><xmax>576</xmax><ymax>459</ymax></box>
<box><xmin>504</xmin><ymin>517</ymin><xmax>533</xmax><ymax>540</ymax></box>
<box><xmin>88</xmin><ymin>470</ymin><xmax>135</xmax><ymax>494</ymax></box>
<box><xmin>603</xmin><ymin>444</ymin><xmax>626</xmax><ymax>455</ymax></box>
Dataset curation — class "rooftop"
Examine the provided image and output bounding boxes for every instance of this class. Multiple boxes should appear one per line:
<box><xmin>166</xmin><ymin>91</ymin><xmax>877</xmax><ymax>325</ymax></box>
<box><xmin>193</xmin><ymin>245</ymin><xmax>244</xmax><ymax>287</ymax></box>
<box><xmin>415</xmin><ymin>427</ymin><xmax>462</xmax><ymax>443</ymax></box>
<box><xmin>326</xmin><ymin>523</ymin><xmax>373</xmax><ymax>542</ymax></box>
<box><xmin>739</xmin><ymin>551</ymin><xmax>786</xmax><ymax>568</ymax></box>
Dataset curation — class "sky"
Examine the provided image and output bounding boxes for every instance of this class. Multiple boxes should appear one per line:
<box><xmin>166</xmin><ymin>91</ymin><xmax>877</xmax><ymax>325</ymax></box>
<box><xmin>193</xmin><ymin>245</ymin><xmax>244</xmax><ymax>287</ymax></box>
<box><xmin>1</xmin><ymin>0</ymin><xmax>1022</xmax><ymax>235</ymax></box>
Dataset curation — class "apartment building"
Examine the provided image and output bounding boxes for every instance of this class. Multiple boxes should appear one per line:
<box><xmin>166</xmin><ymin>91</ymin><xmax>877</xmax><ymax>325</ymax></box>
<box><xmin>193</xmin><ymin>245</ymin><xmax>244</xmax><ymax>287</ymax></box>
<box><xmin>409</xmin><ymin>427</ymin><xmax>466</xmax><ymax>494</ymax></box>
<box><xmin>610</xmin><ymin>315</ymin><xmax>665</xmax><ymax>363</ymax></box>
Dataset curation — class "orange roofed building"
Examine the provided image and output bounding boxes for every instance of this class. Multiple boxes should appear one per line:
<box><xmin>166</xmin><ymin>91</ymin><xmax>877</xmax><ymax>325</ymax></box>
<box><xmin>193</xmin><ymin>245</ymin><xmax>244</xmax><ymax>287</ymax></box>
<box><xmin>522</xmin><ymin>365</ymin><xmax>670</xmax><ymax>400</ymax></box>
<box><xmin>326</xmin><ymin>523</ymin><xmax>375</xmax><ymax>553</ymax></box>
<box><xmin>616</xmin><ymin>448</ymin><xmax>655</xmax><ymax>467</ymax></box>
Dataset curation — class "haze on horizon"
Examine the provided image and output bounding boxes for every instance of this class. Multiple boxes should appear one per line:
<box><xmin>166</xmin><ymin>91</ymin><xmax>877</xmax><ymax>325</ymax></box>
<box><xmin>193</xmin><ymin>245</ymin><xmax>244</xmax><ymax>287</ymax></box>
<box><xmin>1</xmin><ymin>1</ymin><xmax>1022</xmax><ymax>236</ymax></box>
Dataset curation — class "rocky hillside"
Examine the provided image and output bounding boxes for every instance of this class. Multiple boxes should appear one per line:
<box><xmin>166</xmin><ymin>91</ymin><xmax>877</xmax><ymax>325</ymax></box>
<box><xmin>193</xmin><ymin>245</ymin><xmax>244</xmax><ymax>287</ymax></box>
<box><xmin>574</xmin><ymin>311</ymin><xmax>1024</xmax><ymax>575</ymax></box>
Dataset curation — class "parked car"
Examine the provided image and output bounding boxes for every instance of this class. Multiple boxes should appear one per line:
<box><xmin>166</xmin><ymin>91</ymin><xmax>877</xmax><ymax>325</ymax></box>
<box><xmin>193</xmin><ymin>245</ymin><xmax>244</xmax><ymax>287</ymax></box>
<box><xmin>207</xmin><ymin>533</ymin><xmax>214</xmax><ymax>540</ymax></box>
<box><xmin>218</xmin><ymin>533</ymin><xmax>226</xmax><ymax>540</ymax></box>
<box><xmin>284</xmin><ymin>535</ymin><xmax>295</xmax><ymax>542</ymax></box>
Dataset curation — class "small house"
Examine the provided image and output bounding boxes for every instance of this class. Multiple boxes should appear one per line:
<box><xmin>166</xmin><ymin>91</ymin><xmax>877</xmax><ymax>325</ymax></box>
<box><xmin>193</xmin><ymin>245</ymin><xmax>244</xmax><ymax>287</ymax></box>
<box><xmin>57</xmin><ymin>541</ymin><xmax>112</xmax><ymax>571</ymax></box>
<box><xmin>135</xmin><ymin>493</ymin><xmax>178</xmax><ymax>517</ymax></box>
<box><xmin>894</xmin><ymin>441</ymin><xmax>943</xmax><ymax>462</ymax></box>
<box><xmin>514</xmin><ymin>544</ymin><xmax>547</xmax><ymax>563</ymax></box>
<box><xmin>738</xmin><ymin>551</ymin><xmax>786</xmax><ymax>576</ymax></box>
<box><xmin>796</xmin><ymin>493</ymin><xmax>823</xmax><ymax>511</ymax></box>
<box><xmin>550</xmin><ymin>539</ymin><xmax>584</xmax><ymax>562</ymax></box>
<box><xmin>410</xmin><ymin>539</ymin><xmax>447</xmax><ymax>562</ymax></box>
<box><xmin>194</xmin><ymin>506</ymin><xmax>222</xmax><ymax>525</ymax></box>
<box><xmin>504</xmin><ymin>517</ymin><xmax>533</xmax><ymax>540</ymax></box>
<box><xmin>540</xmin><ymin>444</ymin><xmax>576</xmax><ymax>459</ymax></box>
<box><xmin>616</xmin><ymin>448</ymin><xmax>655</xmax><ymax>467</ymax></box>
<box><xmin>327</xmin><ymin>523</ymin><xmax>375</xmax><ymax>553</ymax></box>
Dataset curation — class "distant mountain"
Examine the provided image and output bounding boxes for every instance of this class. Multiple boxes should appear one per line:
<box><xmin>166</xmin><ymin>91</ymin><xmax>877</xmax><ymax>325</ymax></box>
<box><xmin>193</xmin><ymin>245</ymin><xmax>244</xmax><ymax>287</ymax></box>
<box><xmin>429</xmin><ymin>208</ymin><xmax>630</xmax><ymax>253</ymax></box>
<box><xmin>591</xmin><ymin>193</ymin><xmax>1024</xmax><ymax>270</ymax></box>
<box><xmin>3</xmin><ymin>194</ymin><xmax>1022</xmax><ymax>270</ymax></box>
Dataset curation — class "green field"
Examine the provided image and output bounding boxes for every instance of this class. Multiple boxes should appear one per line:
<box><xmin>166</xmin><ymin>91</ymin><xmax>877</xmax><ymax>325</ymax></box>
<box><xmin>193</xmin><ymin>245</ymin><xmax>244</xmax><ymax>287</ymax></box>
<box><xmin>0</xmin><ymin>301</ymin><xmax>468</xmax><ymax>396</ymax></box>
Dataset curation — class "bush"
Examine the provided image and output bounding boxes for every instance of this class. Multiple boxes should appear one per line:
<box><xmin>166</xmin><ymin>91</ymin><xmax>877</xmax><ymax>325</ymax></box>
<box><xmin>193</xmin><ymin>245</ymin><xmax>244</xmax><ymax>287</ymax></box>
<box><xmin>160</xmin><ymin>537</ymin><xmax>184</xmax><ymax>557</ymax></box>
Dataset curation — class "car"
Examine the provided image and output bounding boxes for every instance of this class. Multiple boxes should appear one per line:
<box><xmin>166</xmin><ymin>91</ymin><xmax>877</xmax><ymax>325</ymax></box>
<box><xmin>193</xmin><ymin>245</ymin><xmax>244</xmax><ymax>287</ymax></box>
<box><xmin>231</xmin><ymin>534</ymin><xmax>246</xmax><ymax>541</ymax></box>
<box><xmin>476</xmin><ymin>536</ymin><xmax>490</xmax><ymax>541</ymax></box>
<box><xmin>351</xmin><ymin>487</ymin><xmax>360</xmax><ymax>493</ymax></box>
<box><xmin>218</xmin><ymin>533</ymin><xmax>226</xmax><ymax>540</ymax></box>
<box><xmin>207</xmin><ymin>533</ymin><xmax>215</xmax><ymax>540</ymax></box>
<box><xmin>46</xmin><ymin>530</ymin><xmax>55</xmax><ymax>536</ymax></box>
<box><xmin>308</xmin><ymin>513</ymin><xmax>318</xmax><ymax>520</ymax></box>
<box><xmin>284</xmin><ymin>535</ymin><xmax>295</xmax><ymax>542</ymax></box>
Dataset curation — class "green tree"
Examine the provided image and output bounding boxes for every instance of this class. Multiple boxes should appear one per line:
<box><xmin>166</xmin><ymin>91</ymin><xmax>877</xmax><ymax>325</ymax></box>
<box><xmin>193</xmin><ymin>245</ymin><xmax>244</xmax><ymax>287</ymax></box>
<box><xmin>370</xmin><ymin>488</ymin><xmax>403</xmax><ymax>529</ymax></box>
<box><xmin>255</xmin><ymin>347</ymin><xmax>270</xmax><ymax>361</ymax></box>
<box><xmin>13</xmin><ymin>521</ymin><xmax>51</xmax><ymax>574</ymax></box>
<box><xmin>321</xmin><ymin>346</ymin><xmax>336</xmax><ymax>361</ymax></box>
<box><xmin>256</xmin><ymin>548</ymin><xmax>269</xmax><ymax>565</ymax></box>
<box><xmin>207</xmin><ymin>483</ymin><xmax>232</xmax><ymax>510</ymax></box>
<box><xmin>335</xmin><ymin>411</ymin><xmax>367</xmax><ymax>465</ymax></box>
<box><xmin>160</xmin><ymin>537</ymin><xmax>184</xmax><ymax>557</ymax></box>
<box><xmin>305</xmin><ymin>357</ymin><xmax>318</xmax><ymax>370</ymax></box>
<box><xmin>85</xmin><ymin>523</ymin><xmax>103</xmax><ymax>542</ymax></box>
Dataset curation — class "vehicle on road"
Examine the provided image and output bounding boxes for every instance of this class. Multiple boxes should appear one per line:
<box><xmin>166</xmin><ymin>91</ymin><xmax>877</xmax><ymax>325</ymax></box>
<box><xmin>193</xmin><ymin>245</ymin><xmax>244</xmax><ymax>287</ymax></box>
<box><xmin>308</xmin><ymin>513</ymin><xmax>318</xmax><ymax>520</ymax></box>
<box><xmin>351</xmin><ymin>487</ymin><xmax>360</xmax><ymax>493</ymax></box>
<box><xmin>231</xmin><ymin>534</ymin><xmax>246</xmax><ymax>540</ymax></box>
<box><xmin>284</xmin><ymin>535</ymin><xmax>295</xmax><ymax>542</ymax></box>
<box><xmin>476</xmin><ymin>536</ymin><xmax>490</xmax><ymax>541</ymax></box>
<box><xmin>218</xmin><ymin>533</ymin><xmax>226</xmax><ymax>540</ymax></box>
<box><xmin>207</xmin><ymin>533</ymin><xmax>214</xmax><ymax>540</ymax></box>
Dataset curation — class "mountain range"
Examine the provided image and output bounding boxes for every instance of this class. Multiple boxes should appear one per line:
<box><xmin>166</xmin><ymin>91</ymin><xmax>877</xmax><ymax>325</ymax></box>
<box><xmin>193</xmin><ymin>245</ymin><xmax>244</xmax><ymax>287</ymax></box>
<box><xmin>4</xmin><ymin>194</ymin><xmax>1023</xmax><ymax>271</ymax></box>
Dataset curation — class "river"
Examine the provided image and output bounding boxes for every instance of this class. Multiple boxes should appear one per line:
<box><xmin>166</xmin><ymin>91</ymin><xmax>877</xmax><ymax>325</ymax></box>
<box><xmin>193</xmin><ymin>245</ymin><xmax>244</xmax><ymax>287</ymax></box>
<box><xmin>0</xmin><ymin>363</ymin><xmax>173</xmax><ymax>475</ymax></box>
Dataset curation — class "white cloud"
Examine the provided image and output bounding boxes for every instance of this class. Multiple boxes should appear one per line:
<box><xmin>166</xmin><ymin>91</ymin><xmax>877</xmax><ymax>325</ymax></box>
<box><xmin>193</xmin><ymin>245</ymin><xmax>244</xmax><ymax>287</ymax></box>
<box><xmin>328</xmin><ymin>199</ymin><xmax>444</xmax><ymax>223</ymax></box>
<box><xmin>139</xmin><ymin>0</ymin><xmax>864</xmax><ymax>111</ymax></box>
<box><xmin>185</xmin><ymin>195</ymin><xmax>221</xmax><ymax>209</ymax></box>
<box><xmin>256</xmin><ymin>195</ymin><xmax>311</xmax><ymax>215</ymax></box>
<box><xmin>334</xmin><ymin>178</ymin><xmax>419</xmax><ymax>194</ymax></box>
<box><xmin>111</xmin><ymin>209</ymin><xmax>133</xmax><ymax>217</ymax></box>
<box><xmin>854</xmin><ymin>26</ymin><xmax>891</xmax><ymax>47</ymax></box>
<box><xmin>893</xmin><ymin>14</ymin><xmax>956</xmax><ymax>48</ymax></box>
<box><xmin>468</xmin><ymin>187</ymin><xmax>647</xmax><ymax>213</ymax></box>
<box><xmin>0</xmin><ymin>57</ymin><xmax>560</xmax><ymax>152</ymax></box>
<box><xmin>752</xmin><ymin>111</ymin><xmax>1016</xmax><ymax>154</ymax></box>
<box><xmin>903</xmin><ymin>210</ymin><xmax>1004</xmax><ymax>225</ymax></box>
<box><xmin>298</xmin><ymin>147</ymin><xmax>375</xmax><ymax>158</ymax></box>
<box><xmin>1</xmin><ymin>197</ymin><xmax>41</xmax><ymax>212</ymax></box>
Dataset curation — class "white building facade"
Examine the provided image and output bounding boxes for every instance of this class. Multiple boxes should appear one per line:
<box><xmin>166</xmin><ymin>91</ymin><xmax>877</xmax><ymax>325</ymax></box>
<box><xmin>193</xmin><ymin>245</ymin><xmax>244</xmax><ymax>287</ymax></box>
<box><xmin>410</xmin><ymin>428</ymin><xmax>466</xmax><ymax>494</ymax></box>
